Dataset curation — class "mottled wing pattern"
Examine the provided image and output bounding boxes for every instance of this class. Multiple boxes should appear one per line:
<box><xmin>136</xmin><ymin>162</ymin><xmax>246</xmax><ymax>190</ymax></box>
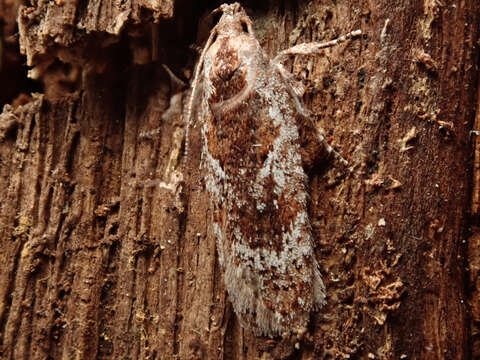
<box><xmin>199</xmin><ymin>15</ymin><xmax>325</xmax><ymax>336</ymax></box>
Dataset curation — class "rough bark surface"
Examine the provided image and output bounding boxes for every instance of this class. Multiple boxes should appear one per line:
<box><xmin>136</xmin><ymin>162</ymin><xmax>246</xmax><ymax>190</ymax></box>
<box><xmin>0</xmin><ymin>0</ymin><xmax>479</xmax><ymax>359</ymax></box>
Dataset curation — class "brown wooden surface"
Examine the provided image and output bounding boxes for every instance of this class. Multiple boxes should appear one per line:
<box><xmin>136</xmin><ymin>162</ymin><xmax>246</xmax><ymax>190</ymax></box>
<box><xmin>0</xmin><ymin>1</ymin><xmax>479</xmax><ymax>359</ymax></box>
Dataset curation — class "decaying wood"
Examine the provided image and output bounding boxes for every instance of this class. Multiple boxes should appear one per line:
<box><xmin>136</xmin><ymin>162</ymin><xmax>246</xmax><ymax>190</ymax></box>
<box><xmin>0</xmin><ymin>0</ymin><xmax>479</xmax><ymax>359</ymax></box>
<box><xmin>18</xmin><ymin>0</ymin><xmax>173</xmax><ymax>67</ymax></box>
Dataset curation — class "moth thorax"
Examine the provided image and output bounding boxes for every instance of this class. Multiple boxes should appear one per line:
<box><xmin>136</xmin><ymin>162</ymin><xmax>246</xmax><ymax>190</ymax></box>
<box><xmin>210</xmin><ymin>38</ymin><xmax>247</xmax><ymax>102</ymax></box>
<box><xmin>213</xmin><ymin>38</ymin><xmax>241</xmax><ymax>82</ymax></box>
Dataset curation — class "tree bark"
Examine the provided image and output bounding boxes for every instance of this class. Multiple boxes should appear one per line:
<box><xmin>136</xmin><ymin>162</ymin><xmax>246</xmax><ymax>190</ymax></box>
<box><xmin>0</xmin><ymin>0</ymin><xmax>478</xmax><ymax>359</ymax></box>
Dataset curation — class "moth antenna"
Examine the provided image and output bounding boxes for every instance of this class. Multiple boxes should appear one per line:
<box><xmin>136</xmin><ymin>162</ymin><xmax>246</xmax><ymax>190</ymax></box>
<box><xmin>184</xmin><ymin>25</ymin><xmax>218</xmax><ymax>158</ymax></box>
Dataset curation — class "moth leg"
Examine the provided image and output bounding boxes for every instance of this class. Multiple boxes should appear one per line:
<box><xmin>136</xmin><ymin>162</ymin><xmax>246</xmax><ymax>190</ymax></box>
<box><xmin>275</xmin><ymin>63</ymin><xmax>348</xmax><ymax>171</ymax></box>
<box><xmin>296</xmin><ymin>112</ymin><xmax>348</xmax><ymax>171</ymax></box>
<box><xmin>272</xmin><ymin>29</ymin><xmax>361</xmax><ymax>64</ymax></box>
<box><xmin>272</xmin><ymin>29</ymin><xmax>361</xmax><ymax>168</ymax></box>
<box><xmin>160</xmin><ymin>64</ymin><xmax>187</xmax><ymax>129</ymax></box>
<box><xmin>161</xmin><ymin>64</ymin><xmax>186</xmax><ymax>93</ymax></box>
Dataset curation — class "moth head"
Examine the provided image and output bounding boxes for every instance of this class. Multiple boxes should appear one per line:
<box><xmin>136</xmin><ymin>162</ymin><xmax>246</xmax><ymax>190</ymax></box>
<box><xmin>211</xmin><ymin>2</ymin><xmax>254</xmax><ymax>39</ymax></box>
<box><xmin>186</xmin><ymin>3</ymin><xmax>256</xmax><ymax>125</ymax></box>
<box><xmin>207</xmin><ymin>3</ymin><xmax>257</xmax><ymax>84</ymax></box>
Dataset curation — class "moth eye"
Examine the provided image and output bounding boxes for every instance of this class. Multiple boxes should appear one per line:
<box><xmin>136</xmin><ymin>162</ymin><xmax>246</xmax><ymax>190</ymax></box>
<box><xmin>241</xmin><ymin>20</ymin><xmax>249</xmax><ymax>33</ymax></box>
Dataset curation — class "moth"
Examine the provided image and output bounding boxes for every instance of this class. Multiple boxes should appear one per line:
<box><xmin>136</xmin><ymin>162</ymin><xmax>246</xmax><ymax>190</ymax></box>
<box><xmin>186</xmin><ymin>3</ymin><xmax>360</xmax><ymax>337</ymax></box>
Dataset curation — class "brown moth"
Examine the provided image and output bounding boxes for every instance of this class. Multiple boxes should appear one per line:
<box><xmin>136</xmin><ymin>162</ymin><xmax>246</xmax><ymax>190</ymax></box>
<box><xmin>186</xmin><ymin>3</ymin><xmax>360</xmax><ymax>337</ymax></box>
